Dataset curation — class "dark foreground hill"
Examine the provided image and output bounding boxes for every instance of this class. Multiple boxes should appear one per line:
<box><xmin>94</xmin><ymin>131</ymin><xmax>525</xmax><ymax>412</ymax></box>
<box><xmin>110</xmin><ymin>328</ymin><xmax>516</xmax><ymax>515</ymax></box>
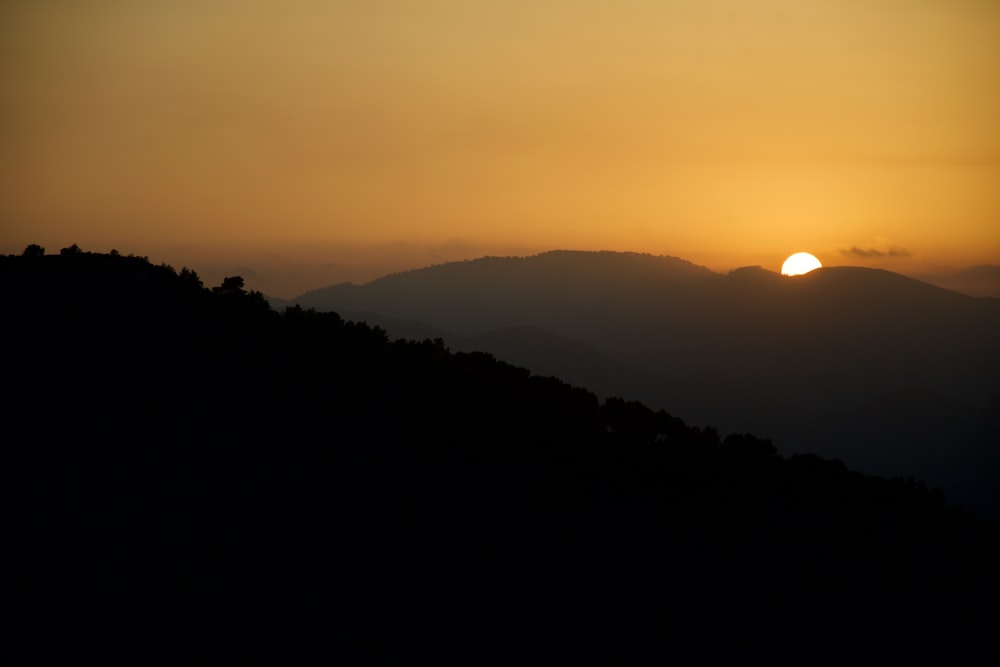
<box><xmin>4</xmin><ymin>247</ymin><xmax>999</xmax><ymax>663</ymax></box>
<box><xmin>295</xmin><ymin>251</ymin><xmax>1000</xmax><ymax>519</ymax></box>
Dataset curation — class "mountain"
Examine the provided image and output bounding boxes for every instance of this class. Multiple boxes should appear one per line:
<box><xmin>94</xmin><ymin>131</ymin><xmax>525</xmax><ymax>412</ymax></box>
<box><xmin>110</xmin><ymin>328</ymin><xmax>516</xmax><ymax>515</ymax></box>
<box><xmin>294</xmin><ymin>251</ymin><xmax>1000</xmax><ymax>518</ymax></box>
<box><xmin>5</xmin><ymin>247</ymin><xmax>1000</xmax><ymax>662</ymax></box>
<box><xmin>327</xmin><ymin>308</ymin><xmax>652</xmax><ymax>401</ymax></box>
<box><xmin>296</xmin><ymin>250</ymin><xmax>721</xmax><ymax>337</ymax></box>
<box><xmin>914</xmin><ymin>264</ymin><xmax>1000</xmax><ymax>299</ymax></box>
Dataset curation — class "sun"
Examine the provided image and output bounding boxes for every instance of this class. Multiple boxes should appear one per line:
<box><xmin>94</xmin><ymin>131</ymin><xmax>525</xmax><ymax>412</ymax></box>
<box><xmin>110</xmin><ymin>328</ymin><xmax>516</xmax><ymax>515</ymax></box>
<box><xmin>781</xmin><ymin>252</ymin><xmax>823</xmax><ymax>276</ymax></box>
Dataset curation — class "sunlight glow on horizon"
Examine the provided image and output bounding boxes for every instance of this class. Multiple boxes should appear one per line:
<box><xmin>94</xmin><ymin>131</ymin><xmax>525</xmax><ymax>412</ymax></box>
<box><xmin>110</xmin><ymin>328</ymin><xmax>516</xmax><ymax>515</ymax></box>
<box><xmin>2</xmin><ymin>1</ymin><xmax>998</xmax><ymax>296</ymax></box>
<box><xmin>781</xmin><ymin>252</ymin><xmax>824</xmax><ymax>277</ymax></box>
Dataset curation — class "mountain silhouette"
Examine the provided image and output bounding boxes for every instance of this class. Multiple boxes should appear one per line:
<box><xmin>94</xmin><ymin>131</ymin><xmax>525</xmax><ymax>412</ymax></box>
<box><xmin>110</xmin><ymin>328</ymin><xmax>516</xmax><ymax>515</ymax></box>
<box><xmin>294</xmin><ymin>250</ymin><xmax>1000</xmax><ymax>518</ymax></box>
<box><xmin>324</xmin><ymin>307</ymin><xmax>652</xmax><ymax>401</ymax></box>
<box><xmin>915</xmin><ymin>264</ymin><xmax>1000</xmax><ymax>298</ymax></box>
<box><xmin>5</xmin><ymin>246</ymin><xmax>1000</xmax><ymax>663</ymax></box>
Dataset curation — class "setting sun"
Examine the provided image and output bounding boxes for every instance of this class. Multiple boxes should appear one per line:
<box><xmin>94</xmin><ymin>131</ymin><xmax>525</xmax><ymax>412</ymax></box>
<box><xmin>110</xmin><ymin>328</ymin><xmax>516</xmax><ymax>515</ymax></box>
<box><xmin>781</xmin><ymin>252</ymin><xmax>823</xmax><ymax>276</ymax></box>
<box><xmin>2</xmin><ymin>1</ymin><xmax>999</xmax><ymax>298</ymax></box>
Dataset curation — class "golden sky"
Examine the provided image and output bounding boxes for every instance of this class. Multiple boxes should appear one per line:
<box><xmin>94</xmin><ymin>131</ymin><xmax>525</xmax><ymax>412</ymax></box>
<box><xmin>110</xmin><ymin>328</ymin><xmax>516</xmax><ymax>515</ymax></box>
<box><xmin>2</xmin><ymin>1</ymin><xmax>999</xmax><ymax>296</ymax></box>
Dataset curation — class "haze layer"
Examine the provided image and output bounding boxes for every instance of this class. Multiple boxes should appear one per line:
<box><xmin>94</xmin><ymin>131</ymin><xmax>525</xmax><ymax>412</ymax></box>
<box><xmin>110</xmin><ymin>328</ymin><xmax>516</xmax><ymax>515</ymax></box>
<box><xmin>2</xmin><ymin>2</ymin><xmax>999</xmax><ymax>296</ymax></box>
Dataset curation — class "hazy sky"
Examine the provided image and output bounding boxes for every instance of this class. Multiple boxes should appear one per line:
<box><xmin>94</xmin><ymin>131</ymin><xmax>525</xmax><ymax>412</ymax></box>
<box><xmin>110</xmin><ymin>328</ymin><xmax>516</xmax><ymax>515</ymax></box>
<box><xmin>2</xmin><ymin>1</ymin><xmax>998</xmax><ymax>296</ymax></box>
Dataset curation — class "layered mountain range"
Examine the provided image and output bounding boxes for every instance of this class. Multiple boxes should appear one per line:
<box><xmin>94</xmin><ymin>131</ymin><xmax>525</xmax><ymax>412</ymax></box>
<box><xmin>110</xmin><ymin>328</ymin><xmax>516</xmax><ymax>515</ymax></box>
<box><xmin>6</xmin><ymin>247</ymin><xmax>1000</xmax><ymax>661</ymax></box>
<box><xmin>294</xmin><ymin>250</ymin><xmax>1000</xmax><ymax>518</ymax></box>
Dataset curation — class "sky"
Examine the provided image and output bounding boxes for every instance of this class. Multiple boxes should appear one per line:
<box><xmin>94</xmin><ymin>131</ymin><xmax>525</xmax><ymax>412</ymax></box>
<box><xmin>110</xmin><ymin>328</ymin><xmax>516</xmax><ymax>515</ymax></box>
<box><xmin>2</xmin><ymin>0</ymin><xmax>999</xmax><ymax>297</ymax></box>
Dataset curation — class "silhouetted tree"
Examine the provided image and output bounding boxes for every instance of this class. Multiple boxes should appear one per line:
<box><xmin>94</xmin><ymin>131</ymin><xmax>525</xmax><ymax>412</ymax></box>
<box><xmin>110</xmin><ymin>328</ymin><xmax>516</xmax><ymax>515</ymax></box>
<box><xmin>214</xmin><ymin>276</ymin><xmax>245</xmax><ymax>293</ymax></box>
<box><xmin>59</xmin><ymin>243</ymin><xmax>82</xmax><ymax>255</ymax></box>
<box><xmin>179</xmin><ymin>267</ymin><xmax>203</xmax><ymax>289</ymax></box>
<box><xmin>22</xmin><ymin>244</ymin><xmax>45</xmax><ymax>257</ymax></box>
<box><xmin>722</xmin><ymin>432</ymin><xmax>778</xmax><ymax>460</ymax></box>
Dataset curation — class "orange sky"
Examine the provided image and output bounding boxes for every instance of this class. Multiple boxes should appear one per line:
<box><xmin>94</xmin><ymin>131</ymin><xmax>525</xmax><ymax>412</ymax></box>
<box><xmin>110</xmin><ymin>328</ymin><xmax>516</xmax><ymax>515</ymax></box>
<box><xmin>2</xmin><ymin>1</ymin><xmax>999</xmax><ymax>297</ymax></box>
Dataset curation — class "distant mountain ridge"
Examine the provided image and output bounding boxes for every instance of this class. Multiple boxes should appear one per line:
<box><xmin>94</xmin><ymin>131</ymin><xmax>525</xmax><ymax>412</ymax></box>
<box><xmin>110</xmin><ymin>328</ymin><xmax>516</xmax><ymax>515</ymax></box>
<box><xmin>915</xmin><ymin>264</ymin><xmax>1000</xmax><ymax>299</ymax></box>
<box><xmin>293</xmin><ymin>250</ymin><xmax>1000</xmax><ymax>518</ymax></box>
<box><xmin>298</xmin><ymin>250</ymin><xmax>719</xmax><ymax>336</ymax></box>
<box><xmin>5</xmin><ymin>247</ymin><xmax>1000</xmax><ymax>662</ymax></box>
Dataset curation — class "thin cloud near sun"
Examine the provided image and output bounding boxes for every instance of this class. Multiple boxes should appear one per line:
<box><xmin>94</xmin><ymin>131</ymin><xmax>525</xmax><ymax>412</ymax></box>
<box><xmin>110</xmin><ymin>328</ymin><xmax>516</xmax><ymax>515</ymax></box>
<box><xmin>841</xmin><ymin>245</ymin><xmax>911</xmax><ymax>259</ymax></box>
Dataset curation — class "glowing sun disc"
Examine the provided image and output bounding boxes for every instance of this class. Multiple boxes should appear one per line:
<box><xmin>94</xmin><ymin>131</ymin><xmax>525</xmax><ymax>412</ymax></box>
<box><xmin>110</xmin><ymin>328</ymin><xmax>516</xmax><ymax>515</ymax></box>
<box><xmin>781</xmin><ymin>252</ymin><xmax>822</xmax><ymax>276</ymax></box>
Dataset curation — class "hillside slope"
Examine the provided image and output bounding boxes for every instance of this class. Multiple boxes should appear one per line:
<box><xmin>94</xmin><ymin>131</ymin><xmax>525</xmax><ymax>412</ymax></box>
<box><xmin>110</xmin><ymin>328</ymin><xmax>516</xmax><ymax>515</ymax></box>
<box><xmin>4</xmin><ymin>248</ymin><xmax>999</xmax><ymax>662</ymax></box>
<box><xmin>294</xmin><ymin>251</ymin><xmax>1000</xmax><ymax>518</ymax></box>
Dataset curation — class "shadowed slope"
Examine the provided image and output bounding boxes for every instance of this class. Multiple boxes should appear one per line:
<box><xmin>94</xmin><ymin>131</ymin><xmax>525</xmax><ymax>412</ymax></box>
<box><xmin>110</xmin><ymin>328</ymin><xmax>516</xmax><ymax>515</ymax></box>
<box><xmin>4</xmin><ymin>248</ymin><xmax>1000</xmax><ymax>663</ymax></box>
<box><xmin>294</xmin><ymin>252</ymin><xmax>1000</xmax><ymax>518</ymax></box>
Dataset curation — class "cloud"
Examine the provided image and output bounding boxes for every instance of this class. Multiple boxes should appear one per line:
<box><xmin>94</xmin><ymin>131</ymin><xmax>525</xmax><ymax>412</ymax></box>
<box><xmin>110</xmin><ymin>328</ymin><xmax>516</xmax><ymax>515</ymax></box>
<box><xmin>841</xmin><ymin>245</ymin><xmax>910</xmax><ymax>259</ymax></box>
